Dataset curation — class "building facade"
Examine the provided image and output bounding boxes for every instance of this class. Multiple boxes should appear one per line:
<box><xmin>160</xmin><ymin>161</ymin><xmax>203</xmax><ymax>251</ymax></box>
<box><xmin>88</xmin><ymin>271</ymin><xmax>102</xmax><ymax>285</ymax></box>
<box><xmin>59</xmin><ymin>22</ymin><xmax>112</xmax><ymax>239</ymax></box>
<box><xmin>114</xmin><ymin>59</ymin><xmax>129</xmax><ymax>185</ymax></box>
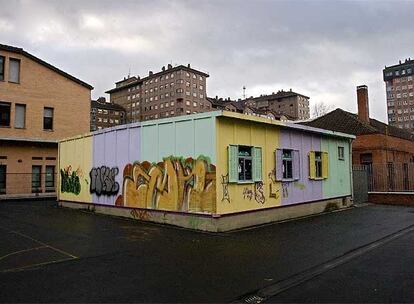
<box><xmin>105</xmin><ymin>64</ymin><xmax>211</xmax><ymax>123</ymax></box>
<box><xmin>0</xmin><ymin>44</ymin><xmax>93</xmax><ymax>198</ymax></box>
<box><xmin>384</xmin><ymin>58</ymin><xmax>414</xmax><ymax>132</ymax></box>
<box><xmin>58</xmin><ymin>111</ymin><xmax>353</xmax><ymax>231</ymax></box>
<box><xmin>244</xmin><ymin>89</ymin><xmax>310</xmax><ymax>120</ymax></box>
<box><xmin>305</xmin><ymin>85</ymin><xmax>414</xmax><ymax>191</ymax></box>
<box><xmin>90</xmin><ymin>97</ymin><xmax>126</xmax><ymax>131</ymax></box>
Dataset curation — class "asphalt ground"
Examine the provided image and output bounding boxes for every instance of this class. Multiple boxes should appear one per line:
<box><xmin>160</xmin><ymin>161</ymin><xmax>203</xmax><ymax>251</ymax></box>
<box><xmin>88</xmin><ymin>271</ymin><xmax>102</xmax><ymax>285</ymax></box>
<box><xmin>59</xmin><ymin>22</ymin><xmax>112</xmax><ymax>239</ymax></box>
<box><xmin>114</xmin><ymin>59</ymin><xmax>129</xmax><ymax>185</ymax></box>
<box><xmin>0</xmin><ymin>200</ymin><xmax>413</xmax><ymax>303</ymax></box>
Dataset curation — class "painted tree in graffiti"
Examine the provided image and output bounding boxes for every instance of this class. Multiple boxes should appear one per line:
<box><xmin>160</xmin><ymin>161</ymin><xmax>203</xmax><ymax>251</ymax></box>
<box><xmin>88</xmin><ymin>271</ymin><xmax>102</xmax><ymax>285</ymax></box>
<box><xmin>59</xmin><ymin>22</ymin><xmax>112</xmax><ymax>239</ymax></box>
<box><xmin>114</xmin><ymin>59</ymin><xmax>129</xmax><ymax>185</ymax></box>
<box><xmin>116</xmin><ymin>156</ymin><xmax>216</xmax><ymax>213</ymax></box>
<box><xmin>60</xmin><ymin>166</ymin><xmax>81</xmax><ymax>195</ymax></box>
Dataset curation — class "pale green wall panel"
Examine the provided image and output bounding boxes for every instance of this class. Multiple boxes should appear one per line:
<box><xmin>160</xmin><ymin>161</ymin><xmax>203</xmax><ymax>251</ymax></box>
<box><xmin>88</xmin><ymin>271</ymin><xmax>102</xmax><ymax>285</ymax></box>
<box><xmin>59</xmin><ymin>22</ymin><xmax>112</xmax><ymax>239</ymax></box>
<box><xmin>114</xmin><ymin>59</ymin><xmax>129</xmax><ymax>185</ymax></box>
<box><xmin>141</xmin><ymin>124</ymin><xmax>159</xmax><ymax>162</ymax></box>
<box><xmin>158</xmin><ymin>122</ymin><xmax>175</xmax><ymax>159</ymax></box>
<box><xmin>322</xmin><ymin>137</ymin><xmax>352</xmax><ymax>198</ymax></box>
<box><xmin>194</xmin><ymin>117</ymin><xmax>216</xmax><ymax>163</ymax></box>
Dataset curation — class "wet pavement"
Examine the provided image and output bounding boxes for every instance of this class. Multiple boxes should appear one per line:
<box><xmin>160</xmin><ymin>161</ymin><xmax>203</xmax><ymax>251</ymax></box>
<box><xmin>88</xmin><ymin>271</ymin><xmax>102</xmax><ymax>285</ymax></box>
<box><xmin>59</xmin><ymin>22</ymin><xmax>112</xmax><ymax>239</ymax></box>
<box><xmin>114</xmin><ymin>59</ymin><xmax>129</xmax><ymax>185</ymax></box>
<box><xmin>0</xmin><ymin>200</ymin><xmax>413</xmax><ymax>303</ymax></box>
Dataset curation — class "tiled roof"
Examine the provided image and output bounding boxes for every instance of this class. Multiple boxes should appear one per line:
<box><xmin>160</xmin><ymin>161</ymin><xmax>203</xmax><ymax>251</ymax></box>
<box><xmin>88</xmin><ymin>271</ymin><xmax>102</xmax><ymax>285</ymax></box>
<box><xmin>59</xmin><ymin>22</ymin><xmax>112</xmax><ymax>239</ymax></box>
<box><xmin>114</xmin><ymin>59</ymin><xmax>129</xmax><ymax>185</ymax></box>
<box><xmin>0</xmin><ymin>44</ymin><xmax>93</xmax><ymax>90</ymax></box>
<box><xmin>302</xmin><ymin>108</ymin><xmax>414</xmax><ymax>141</ymax></box>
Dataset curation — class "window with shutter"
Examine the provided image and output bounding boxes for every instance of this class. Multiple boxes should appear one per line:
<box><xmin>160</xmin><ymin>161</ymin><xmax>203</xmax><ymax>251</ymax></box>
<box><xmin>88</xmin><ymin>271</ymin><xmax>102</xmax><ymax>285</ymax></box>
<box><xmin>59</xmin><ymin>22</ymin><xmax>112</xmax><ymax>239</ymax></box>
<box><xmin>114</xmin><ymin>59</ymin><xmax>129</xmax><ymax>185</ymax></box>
<box><xmin>253</xmin><ymin>147</ymin><xmax>262</xmax><ymax>181</ymax></box>
<box><xmin>228</xmin><ymin>145</ymin><xmax>238</xmax><ymax>183</ymax></box>
<box><xmin>309</xmin><ymin>151</ymin><xmax>316</xmax><ymax>179</ymax></box>
<box><xmin>322</xmin><ymin>152</ymin><xmax>329</xmax><ymax>179</ymax></box>
<box><xmin>292</xmin><ymin>150</ymin><xmax>300</xmax><ymax>180</ymax></box>
<box><xmin>275</xmin><ymin>149</ymin><xmax>283</xmax><ymax>181</ymax></box>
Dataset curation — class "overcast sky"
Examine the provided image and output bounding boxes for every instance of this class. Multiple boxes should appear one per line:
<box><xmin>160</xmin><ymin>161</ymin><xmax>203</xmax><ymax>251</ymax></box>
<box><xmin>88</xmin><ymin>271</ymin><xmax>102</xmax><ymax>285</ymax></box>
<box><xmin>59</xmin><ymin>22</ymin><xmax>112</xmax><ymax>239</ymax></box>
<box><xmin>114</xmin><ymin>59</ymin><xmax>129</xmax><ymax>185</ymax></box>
<box><xmin>1</xmin><ymin>0</ymin><xmax>413</xmax><ymax>122</ymax></box>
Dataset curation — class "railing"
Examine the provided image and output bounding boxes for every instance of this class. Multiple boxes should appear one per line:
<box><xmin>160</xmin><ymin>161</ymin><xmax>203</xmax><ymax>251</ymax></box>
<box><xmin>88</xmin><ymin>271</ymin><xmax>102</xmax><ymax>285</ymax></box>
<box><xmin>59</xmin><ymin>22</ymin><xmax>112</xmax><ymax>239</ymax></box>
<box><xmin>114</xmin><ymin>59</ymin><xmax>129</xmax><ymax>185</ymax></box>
<box><xmin>353</xmin><ymin>163</ymin><xmax>414</xmax><ymax>192</ymax></box>
<box><xmin>0</xmin><ymin>173</ymin><xmax>57</xmax><ymax>197</ymax></box>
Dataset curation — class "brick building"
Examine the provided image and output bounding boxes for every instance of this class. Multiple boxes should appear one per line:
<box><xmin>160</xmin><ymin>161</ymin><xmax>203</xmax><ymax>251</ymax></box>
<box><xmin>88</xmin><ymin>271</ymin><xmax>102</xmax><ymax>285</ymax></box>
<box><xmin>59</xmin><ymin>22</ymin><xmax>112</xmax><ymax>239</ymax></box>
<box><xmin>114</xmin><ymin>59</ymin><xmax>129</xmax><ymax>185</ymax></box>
<box><xmin>105</xmin><ymin>64</ymin><xmax>211</xmax><ymax>122</ymax></box>
<box><xmin>243</xmin><ymin>89</ymin><xmax>310</xmax><ymax>120</ymax></box>
<box><xmin>90</xmin><ymin>97</ymin><xmax>126</xmax><ymax>131</ymax></box>
<box><xmin>0</xmin><ymin>44</ymin><xmax>93</xmax><ymax>198</ymax></box>
<box><xmin>383</xmin><ymin>58</ymin><xmax>414</xmax><ymax>132</ymax></box>
<box><xmin>304</xmin><ymin>85</ymin><xmax>414</xmax><ymax>191</ymax></box>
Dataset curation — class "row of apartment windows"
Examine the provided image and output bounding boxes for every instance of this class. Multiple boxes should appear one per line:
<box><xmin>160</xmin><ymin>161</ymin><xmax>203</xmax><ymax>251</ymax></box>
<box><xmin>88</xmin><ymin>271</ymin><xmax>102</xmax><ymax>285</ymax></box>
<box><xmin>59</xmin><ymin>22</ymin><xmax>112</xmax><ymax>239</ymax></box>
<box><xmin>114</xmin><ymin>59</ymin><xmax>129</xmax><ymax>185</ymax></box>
<box><xmin>387</xmin><ymin>84</ymin><xmax>414</xmax><ymax>91</ymax></box>
<box><xmin>0</xmin><ymin>56</ymin><xmax>20</xmax><ymax>83</ymax></box>
<box><xmin>93</xmin><ymin>108</ymin><xmax>122</xmax><ymax>116</ymax></box>
<box><xmin>389</xmin><ymin>115</ymin><xmax>414</xmax><ymax>122</ymax></box>
<box><xmin>385</xmin><ymin>68</ymin><xmax>413</xmax><ymax>77</ymax></box>
<box><xmin>228</xmin><ymin>146</ymin><xmax>344</xmax><ymax>183</ymax></box>
<box><xmin>96</xmin><ymin>118</ymin><xmax>120</xmax><ymax>124</ymax></box>
<box><xmin>388</xmin><ymin>92</ymin><xmax>414</xmax><ymax>99</ymax></box>
<box><xmin>0</xmin><ymin>102</ymin><xmax>53</xmax><ymax>130</ymax></box>
<box><xmin>126</xmin><ymin>77</ymin><xmax>205</xmax><ymax>93</ymax></box>
<box><xmin>143</xmin><ymin>72</ymin><xmax>204</xmax><ymax>85</ymax></box>
<box><xmin>0</xmin><ymin>164</ymin><xmax>55</xmax><ymax>194</ymax></box>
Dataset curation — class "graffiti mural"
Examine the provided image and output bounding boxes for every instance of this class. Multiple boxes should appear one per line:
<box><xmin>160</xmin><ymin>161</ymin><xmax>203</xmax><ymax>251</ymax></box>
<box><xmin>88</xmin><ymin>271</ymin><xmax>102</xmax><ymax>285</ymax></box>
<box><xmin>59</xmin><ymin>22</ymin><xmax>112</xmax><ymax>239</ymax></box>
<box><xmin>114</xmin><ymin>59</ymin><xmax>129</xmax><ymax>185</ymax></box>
<box><xmin>221</xmin><ymin>174</ymin><xmax>230</xmax><ymax>203</ymax></box>
<box><xmin>90</xmin><ymin>166</ymin><xmax>120</xmax><ymax>196</ymax></box>
<box><xmin>116</xmin><ymin>156</ymin><xmax>216</xmax><ymax>213</ymax></box>
<box><xmin>243</xmin><ymin>187</ymin><xmax>253</xmax><ymax>200</ymax></box>
<box><xmin>130</xmin><ymin>209</ymin><xmax>152</xmax><ymax>221</ymax></box>
<box><xmin>60</xmin><ymin>165</ymin><xmax>82</xmax><ymax>195</ymax></box>
<box><xmin>243</xmin><ymin>182</ymin><xmax>265</xmax><ymax>204</ymax></box>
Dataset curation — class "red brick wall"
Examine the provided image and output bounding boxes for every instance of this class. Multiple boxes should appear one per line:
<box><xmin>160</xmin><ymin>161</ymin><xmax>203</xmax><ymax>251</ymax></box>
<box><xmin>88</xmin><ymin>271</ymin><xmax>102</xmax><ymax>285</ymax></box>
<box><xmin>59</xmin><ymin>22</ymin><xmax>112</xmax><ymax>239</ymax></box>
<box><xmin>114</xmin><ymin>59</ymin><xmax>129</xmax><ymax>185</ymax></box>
<box><xmin>353</xmin><ymin>134</ymin><xmax>414</xmax><ymax>164</ymax></box>
<box><xmin>369</xmin><ymin>193</ymin><xmax>414</xmax><ymax>206</ymax></box>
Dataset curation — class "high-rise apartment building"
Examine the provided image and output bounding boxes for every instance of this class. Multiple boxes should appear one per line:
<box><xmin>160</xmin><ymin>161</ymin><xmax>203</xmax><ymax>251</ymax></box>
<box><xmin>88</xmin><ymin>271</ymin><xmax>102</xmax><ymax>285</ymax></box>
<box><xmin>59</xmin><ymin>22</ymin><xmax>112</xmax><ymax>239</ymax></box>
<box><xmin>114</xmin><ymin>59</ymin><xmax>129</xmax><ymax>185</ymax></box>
<box><xmin>243</xmin><ymin>89</ymin><xmax>310</xmax><ymax>120</ymax></box>
<box><xmin>105</xmin><ymin>64</ymin><xmax>211</xmax><ymax>122</ymax></box>
<box><xmin>90</xmin><ymin>97</ymin><xmax>126</xmax><ymax>131</ymax></box>
<box><xmin>384</xmin><ymin>58</ymin><xmax>414</xmax><ymax>131</ymax></box>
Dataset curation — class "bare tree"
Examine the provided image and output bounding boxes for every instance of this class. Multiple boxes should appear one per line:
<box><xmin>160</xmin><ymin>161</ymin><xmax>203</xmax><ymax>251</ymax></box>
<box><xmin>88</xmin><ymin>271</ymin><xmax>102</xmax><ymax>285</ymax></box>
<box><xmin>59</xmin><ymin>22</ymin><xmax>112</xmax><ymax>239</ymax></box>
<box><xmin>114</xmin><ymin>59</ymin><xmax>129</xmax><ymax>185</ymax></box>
<box><xmin>311</xmin><ymin>101</ymin><xmax>334</xmax><ymax>118</ymax></box>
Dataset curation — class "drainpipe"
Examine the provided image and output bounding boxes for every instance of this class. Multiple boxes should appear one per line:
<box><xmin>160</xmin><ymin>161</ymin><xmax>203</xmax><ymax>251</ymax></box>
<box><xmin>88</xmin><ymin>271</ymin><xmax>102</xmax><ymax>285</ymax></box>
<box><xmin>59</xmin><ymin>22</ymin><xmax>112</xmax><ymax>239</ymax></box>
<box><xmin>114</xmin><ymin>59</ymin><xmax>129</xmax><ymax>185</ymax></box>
<box><xmin>349</xmin><ymin>138</ymin><xmax>354</xmax><ymax>205</ymax></box>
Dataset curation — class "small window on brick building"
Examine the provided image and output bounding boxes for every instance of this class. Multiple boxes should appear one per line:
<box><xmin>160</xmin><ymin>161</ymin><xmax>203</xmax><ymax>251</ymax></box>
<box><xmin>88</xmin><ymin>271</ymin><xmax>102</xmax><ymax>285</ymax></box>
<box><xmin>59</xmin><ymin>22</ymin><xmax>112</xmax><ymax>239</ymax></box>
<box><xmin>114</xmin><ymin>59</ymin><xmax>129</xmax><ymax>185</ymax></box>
<box><xmin>0</xmin><ymin>102</ymin><xmax>11</xmax><ymax>127</ymax></box>
<box><xmin>0</xmin><ymin>56</ymin><xmax>4</xmax><ymax>81</ymax></box>
<box><xmin>43</xmin><ymin>107</ymin><xmax>54</xmax><ymax>130</ymax></box>
<box><xmin>9</xmin><ymin>58</ymin><xmax>20</xmax><ymax>83</ymax></box>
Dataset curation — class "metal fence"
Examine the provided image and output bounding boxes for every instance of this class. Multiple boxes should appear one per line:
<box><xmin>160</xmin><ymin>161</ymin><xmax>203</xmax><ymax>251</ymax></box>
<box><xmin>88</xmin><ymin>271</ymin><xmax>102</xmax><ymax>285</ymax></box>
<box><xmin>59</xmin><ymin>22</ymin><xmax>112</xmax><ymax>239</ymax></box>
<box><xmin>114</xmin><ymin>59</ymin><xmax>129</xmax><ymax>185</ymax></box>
<box><xmin>0</xmin><ymin>173</ymin><xmax>57</xmax><ymax>196</ymax></box>
<box><xmin>353</xmin><ymin>163</ymin><xmax>414</xmax><ymax>192</ymax></box>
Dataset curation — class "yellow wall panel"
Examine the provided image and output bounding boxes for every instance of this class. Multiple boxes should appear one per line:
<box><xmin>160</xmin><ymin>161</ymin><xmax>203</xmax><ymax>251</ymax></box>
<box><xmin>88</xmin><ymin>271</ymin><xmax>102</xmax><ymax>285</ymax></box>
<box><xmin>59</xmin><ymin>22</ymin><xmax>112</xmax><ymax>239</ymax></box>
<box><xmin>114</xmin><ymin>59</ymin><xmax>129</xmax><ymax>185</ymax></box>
<box><xmin>215</xmin><ymin>117</ymin><xmax>281</xmax><ymax>214</ymax></box>
<box><xmin>59</xmin><ymin>136</ymin><xmax>93</xmax><ymax>203</ymax></box>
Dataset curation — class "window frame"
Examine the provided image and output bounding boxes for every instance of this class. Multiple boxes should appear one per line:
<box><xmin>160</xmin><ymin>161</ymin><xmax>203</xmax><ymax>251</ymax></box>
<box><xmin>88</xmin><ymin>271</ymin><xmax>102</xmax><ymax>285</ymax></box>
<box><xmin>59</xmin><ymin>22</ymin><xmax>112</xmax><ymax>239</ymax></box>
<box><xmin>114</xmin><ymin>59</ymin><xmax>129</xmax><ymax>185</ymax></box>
<box><xmin>338</xmin><ymin>146</ymin><xmax>345</xmax><ymax>160</ymax></box>
<box><xmin>45</xmin><ymin>165</ymin><xmax>55</xmax><ymax>191</ymax></box>
<box><xmin>8</xmin><ymin>58</ymin><xmax>21</xmax><ymax>83</ymax></box>
<box><xmin>14</xmin><ymin>103</ymin><xmax>26</xmax><ymax>129</ymax></box>
<box><xmin>282</xmin><ymin>149</ymin><xmax>293</xmax><ymax>179</ymax></box>
<box><xmin>228</xmin><ymin>145</ymin><xmax>262</xmax><ymax>184</ymax></box>
<box><xmin>315</xmin><ymin>152</ymin><xmax>323</xmax><ymax>178</ymax></box>
<box><xmin>0</xmin><ymin>165</ymin><xmax>6</xmax><ymax>194</ymax></box>
<box><xmin>0</xmin><ymin>55</ymin><xmax>4</xmax><ymax>81</ymax></box>
<box><xmin>0</xmin><ymin>102</ymin><xmax>11</xmax><ymax>127</ymax></box>
<box><xmin>32</xmin><ymin>165</ymin><xmax>42</xmax><ymax>193</ymax></box>
<box><xmin>43</xmin><ymin>107</ymin><xmax>54</xmax><ymax>130</ymax></box>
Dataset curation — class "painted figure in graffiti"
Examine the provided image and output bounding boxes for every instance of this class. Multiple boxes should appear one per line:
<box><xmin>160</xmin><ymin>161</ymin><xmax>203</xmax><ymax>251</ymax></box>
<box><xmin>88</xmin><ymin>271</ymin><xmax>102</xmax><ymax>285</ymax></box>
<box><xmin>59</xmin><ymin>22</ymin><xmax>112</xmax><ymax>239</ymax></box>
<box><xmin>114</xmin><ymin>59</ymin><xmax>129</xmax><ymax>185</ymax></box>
<box><xmin>60</xmin><ymin>165</ymin><xmax>82</xmax><ymax>195</ymax></box>
<box><xmin>221</xmin><ymin>174</ymin><xmax>230</xmax><ymax>203</ymax></box>
<box><xmin>116</xmin><ymin>156</ymin><xmax>216</xmax><ymax>213</ymax></box>
<box><xmin>90</xmin><ymin>166</ymin><xmax>120</xmax><ymax>196</ymax></box>
<box><xmin>254</xmin><ymin>181</ymin><xmax>265</xmax><ymax>204</ymax></box>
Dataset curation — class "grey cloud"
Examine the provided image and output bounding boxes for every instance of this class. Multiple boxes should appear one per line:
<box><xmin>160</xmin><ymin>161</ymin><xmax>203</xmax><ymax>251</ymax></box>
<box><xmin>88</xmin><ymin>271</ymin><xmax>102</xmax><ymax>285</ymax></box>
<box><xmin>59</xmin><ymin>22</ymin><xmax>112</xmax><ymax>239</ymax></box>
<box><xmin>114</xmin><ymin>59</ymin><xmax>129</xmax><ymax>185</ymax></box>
<box><xmin>1</xmin><ymin>0</ymin><xmax>413</xmax><ymax>122</ymax></box>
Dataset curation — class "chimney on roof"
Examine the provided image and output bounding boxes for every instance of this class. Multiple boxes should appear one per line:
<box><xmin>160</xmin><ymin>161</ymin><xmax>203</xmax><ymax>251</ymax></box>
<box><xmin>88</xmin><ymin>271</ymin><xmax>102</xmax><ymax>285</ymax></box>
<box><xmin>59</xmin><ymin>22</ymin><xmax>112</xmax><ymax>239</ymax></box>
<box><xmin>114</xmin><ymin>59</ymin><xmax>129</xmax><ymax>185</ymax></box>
<box><xmin>357</xmin><ymin>85</ymin><xmax>370</xmax><ymax>123</ymax></box>
<box><xmin>97</xmin><ymin>97</ymin><xmax>106</xmax><ymax>103</ymax></box>
<box><xmin>149</xmin><ymin>71</ymin><xmax>153</xmax><ymax>76</ymax></box>
<box><xmin>187</xmin><ymin>63</ymin><xmax>191</xmax><ymax>68</ymax></box>
<box><xmin>162</xmin><ymin>66</ymin><xmax>165</xmax><ymax>71</ymax></box>
<box><xmin>399</xmin><ymin>60</ymin><xmax>402</xmax><ymax>64</ymax></box>
<box><xmin>167</xmin><ymin>64</ymin><xmax>172</xmax><ymax>69</ymax></box>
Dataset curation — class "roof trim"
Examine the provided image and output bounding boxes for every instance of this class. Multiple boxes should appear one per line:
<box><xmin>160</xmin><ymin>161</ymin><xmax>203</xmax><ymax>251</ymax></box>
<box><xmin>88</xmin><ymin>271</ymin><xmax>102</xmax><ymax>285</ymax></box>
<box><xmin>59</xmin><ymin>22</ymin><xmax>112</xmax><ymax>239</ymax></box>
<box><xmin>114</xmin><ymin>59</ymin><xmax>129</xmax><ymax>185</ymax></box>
<box><xmin>0</xmin><ymin>44</ymin><xmax>94</xmax><ymax>90</ymax></box>
<box><xmin>0</xmin><ymin>136</ymin><xmax>58</xmax><ymax>144</ymax></box>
